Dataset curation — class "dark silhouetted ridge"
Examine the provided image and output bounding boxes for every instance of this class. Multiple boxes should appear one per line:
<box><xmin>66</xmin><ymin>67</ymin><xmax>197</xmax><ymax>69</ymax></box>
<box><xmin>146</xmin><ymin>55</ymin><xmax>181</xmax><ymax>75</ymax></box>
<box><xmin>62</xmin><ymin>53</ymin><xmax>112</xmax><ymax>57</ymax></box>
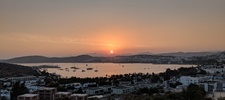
<box><xmin>3</xmin><ymin>55</ymin><xmax>50</xmax><ymax>63</ymax></box>
<box><xmin>0</xmin><ymin>62</ymin><xmax>38</xmax><ymax>78</ymax></box>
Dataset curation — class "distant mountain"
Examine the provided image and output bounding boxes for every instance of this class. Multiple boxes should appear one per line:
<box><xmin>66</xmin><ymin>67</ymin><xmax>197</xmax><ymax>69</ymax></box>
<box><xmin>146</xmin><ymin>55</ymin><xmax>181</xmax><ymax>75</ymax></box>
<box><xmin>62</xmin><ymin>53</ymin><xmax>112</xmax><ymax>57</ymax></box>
<box><xmin>157</xmin><ymin>51</ymin><xmax>221</xmax><ymax>57</ymax></box>
<box><xmin>137</xmin><ymin>52</ymin><xmax>154</xmax><ymax>55</ymax></box>
<box><xmin>0</xmin><ymin>62</ymin><xmax>39</xmax><ymax>78</ymax></box>
<box><xmin>2</xmin><ymin>51</ymin><xmax>224</xmax><ymax>64</ymax></box>
<box><xmin>83</xmin><ymin>53</ymin><xmax>105</xmax><ymax>57</ymax></box>
<box><xmin>1</xmin><ymin>54</ymin><xmax>173</xmax><ymax>63</ymax></box>
<box><xmin>2</xmin><ymin>55</ymin><xmax>97</xmax><ymax>63</ymax></box>
<box><xmin>3</xmin><ymin>55</ymin><xmax>50</xmax><ymax>63</ymax></box>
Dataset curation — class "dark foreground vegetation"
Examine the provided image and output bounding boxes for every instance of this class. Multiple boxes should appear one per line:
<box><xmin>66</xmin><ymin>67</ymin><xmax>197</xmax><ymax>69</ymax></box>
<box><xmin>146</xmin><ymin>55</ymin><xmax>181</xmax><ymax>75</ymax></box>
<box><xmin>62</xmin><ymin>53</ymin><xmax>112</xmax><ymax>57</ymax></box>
<box><xmin>120</xmin><ymin>84</ymin><xmax>210</xmax><ymax>100</ymax></box>
<box><xmin>0</xmin><ymin>62</ymin><xmax>39</xmax><ymax>78</ymax></box>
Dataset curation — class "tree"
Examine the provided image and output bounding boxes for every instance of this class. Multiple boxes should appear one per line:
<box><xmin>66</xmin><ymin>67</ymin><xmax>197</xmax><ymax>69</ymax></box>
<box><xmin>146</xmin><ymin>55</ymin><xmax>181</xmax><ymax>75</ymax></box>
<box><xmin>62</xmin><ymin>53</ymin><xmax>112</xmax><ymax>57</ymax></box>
<box><xmin>218</xmin><ymin>97</ymin><xmax>225</xmax><ymax>100</ymax></box>
<box><xmin>10</xmin><ymin>82</ymin><xmax>29</xmax><ymax>100</ymax></box>
<box><xmin>0</xmin><ymin>96</ymin><xmax>8</xmax><ymax>100</ymax></box>
<box><xmin>57</xmin><ymin>86</ymin><xmax>67</xmax><ymax>92</ymax></box>
<box><xmin>182</xmin><ymin>84</ymin><xmax>206</xmax><ymax>100</ymax></box>
<box><xmin>74</xmin><ymin>88</ymin><xmax>83</xmax><ymax>93</ymax></box>
<box><xmin>136</xmin><ymin>88</ymin><xmax>160</xmax><ymax>95</ymax></box>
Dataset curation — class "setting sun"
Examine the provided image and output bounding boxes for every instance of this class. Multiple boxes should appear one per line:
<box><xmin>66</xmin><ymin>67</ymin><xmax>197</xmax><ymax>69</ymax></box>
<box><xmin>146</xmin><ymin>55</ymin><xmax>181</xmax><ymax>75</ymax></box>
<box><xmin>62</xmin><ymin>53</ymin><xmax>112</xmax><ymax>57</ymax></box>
<box><xmin>110</xmin><ymin>50</ymin><xmax>114</xmax><ymax>54</ymax></box>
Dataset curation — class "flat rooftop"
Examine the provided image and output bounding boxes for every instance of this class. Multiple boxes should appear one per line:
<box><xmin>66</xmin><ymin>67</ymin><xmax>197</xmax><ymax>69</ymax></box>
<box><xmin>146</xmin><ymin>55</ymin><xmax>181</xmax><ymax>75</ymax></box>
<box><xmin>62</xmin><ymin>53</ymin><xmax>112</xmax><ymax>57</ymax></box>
<box><xmin>55</xmin><ymin>92</ymin><xmax>71</xmax><ymax>95</ymax></box>
<box><xmin>39</xmin><ymin>87</ymin><xmax>56</xmax><ymax>90</ymax></box>
<box><xmin>18</xmin><ymin>94</ymin><xmax>38</xmax><ymax>97</ymax></box>
<box><xmin>70</xmin><ymin>94</ymin><xmax>88</xmax><ymax>97</ymax></box>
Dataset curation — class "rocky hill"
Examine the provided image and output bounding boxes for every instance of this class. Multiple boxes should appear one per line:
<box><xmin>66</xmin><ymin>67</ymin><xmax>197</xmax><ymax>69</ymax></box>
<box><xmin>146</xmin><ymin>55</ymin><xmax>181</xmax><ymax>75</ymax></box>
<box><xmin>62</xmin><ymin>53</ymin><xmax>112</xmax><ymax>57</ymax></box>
<box><xmin>0</xmin><ymin>62</ymin><xmax>39</xmax><ymax>78</ymax></box>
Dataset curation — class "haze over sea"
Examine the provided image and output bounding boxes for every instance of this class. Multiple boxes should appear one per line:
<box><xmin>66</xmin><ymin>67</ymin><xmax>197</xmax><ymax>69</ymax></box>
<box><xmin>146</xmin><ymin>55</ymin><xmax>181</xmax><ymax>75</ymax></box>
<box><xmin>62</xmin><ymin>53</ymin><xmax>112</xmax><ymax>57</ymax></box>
<box><xmin>19</xmin><ymin>63</ymin><xmax>195</xmax><ymax>78</ymax></box>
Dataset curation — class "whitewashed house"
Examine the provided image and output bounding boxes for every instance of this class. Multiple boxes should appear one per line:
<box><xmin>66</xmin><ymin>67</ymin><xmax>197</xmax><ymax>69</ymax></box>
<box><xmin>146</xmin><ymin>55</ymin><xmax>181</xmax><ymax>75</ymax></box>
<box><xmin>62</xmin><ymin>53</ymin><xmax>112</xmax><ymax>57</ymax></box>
<box><xmin>112</xmin><ymin>86</ymin><xmax>133</xmax><ymax>94</ymax></box>
<box><xmin>99</xmin><ymin>85</ymin><xmax>112</xmax><ymax>93</ymax></box>
<box><xmin>180</xmin><ymin>76</ymin><xmax>200</xmax><ymax>86</ymax></box>
<box><xmin>199</xmin><ymin>82</ymin><xmax>217</xmax><ymax>92</ymax></box>
<box><xmin>85</xmin><ymin>87</ymin><xmax>104</xmax><ymax>95</ymax></box>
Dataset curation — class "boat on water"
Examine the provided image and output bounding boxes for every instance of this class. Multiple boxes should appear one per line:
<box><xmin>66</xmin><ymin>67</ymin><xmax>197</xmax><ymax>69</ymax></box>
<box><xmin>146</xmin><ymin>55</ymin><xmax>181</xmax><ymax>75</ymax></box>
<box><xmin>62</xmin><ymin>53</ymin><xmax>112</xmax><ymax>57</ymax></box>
<box><xmin>33</xmin><ymin>65</ymin><xmax>60</xmax><ymax>69</ymax></box>
<box><xmin>87</xmin><ymin>68</ymin><xmax>93</xmax><ymax>70</ymax></box>
<box><xmin>94</xmin><ymin>66</ymin><xmax>98</xmax><ymax>72</ymax></box>
<box><xmin>70</xmin><ymin>67</ymin><xmax>79</xmax><ymax>69</ymax></box>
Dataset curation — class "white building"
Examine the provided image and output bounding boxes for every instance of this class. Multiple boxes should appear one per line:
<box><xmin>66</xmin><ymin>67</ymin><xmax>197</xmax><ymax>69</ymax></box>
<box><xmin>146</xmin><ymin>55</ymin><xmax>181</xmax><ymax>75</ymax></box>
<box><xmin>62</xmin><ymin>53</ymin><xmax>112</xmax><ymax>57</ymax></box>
<box><xmin>99</xmin><ymin>85</ymin><xmax>112</xmax><ymax>93</ymax></box>
<box><xmin>0</xmin><ymin>76</ymin><xmax>45</xmax><ymax>83</ymax></box>
<box><xmin>199</xmin><ymin>82</ymin><xmax>217</xmax><ymax>92</ymax></box>
<box><xmin>70</xmin><ymin>94</ymin><xmax>88</xmax><ymax>100</ymax></box>
<box><xmin>17</xmin><ymin>94</ymin><xmax>39</xmax><ymax>100</ymax></box>
<box><xmin>82</xmin><ymin>82</ymin><xmax>97</xmax><ymax>88</ymax></box>
<box><xmin>204</xmin><ymin>68</ymin><xmax>225</xmax><ymax>74</ymax></box>
<box><xmin>180</xmin><ymin>76</ymin><xmax>200</xmax><ymax>86</ymax></box>
<box><xmin>112</xmin><ymin>86</ymin><xmax>133</xmax><ymax>94</ymax></box>
<box><xmin>216</xmin><ymin>81</ymin><xmax>225</xmax><ymax>91</ymax></box>
<box><xmin>1</xmin><ymin>89</ymin><xmax>10</xmax><ymax>100</ymax></box>
<box><xmin>200</xmin><ymin>65</ymin><xmax>225</xmax><ymax>74</ymax></box>
<box><xmin>38</xmin><ymin>87</ymin><xmax>57</xmax><ymax>100</ymax></box>
<box><xmin>53</xmin><ymin>92</ymin><xmax>72</xmax><ymax>100</ymax></box>
<box><xmin>85</xmin><ymin>87</ymin><xmax>104</xmax><ymax>95</ymax></box>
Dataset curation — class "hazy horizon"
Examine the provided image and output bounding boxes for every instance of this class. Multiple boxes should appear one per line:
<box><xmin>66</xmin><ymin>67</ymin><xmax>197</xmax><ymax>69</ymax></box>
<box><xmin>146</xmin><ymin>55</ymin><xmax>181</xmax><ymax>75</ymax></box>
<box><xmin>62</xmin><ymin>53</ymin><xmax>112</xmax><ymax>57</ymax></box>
<box><xmin>1</xmin><ymin>0</ymin><xmax>225</xmax><ymax>59</ymax></box>
<box><xmin>1</xmin><ymin>50</ymin><xmax>224</xmax><ymax>60</ymax></box>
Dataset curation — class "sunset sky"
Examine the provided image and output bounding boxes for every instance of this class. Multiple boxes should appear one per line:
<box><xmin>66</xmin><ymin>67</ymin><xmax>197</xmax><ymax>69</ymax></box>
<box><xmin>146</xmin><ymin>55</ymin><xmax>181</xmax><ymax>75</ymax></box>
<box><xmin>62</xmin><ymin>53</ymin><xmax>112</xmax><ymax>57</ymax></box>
<box><xmin>0</xmin><ymin>0</ymin><xmax>225</xmax><ymax>59</ymax></box>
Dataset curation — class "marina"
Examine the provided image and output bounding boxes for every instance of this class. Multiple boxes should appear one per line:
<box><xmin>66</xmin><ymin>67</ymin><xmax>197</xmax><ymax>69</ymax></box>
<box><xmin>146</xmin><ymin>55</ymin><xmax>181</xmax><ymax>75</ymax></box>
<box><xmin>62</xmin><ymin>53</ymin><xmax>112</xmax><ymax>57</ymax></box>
<box><xmin>19</xmin><ymin>63</ymin><xmax>195</xmax><ymax>78</ymax></box>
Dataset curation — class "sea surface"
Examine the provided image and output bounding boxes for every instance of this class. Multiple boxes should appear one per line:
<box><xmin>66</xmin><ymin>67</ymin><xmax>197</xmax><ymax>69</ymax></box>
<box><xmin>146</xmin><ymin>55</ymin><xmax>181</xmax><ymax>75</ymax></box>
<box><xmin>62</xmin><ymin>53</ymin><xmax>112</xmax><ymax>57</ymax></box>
<box><xmin>19</xmin><ymin>63</ymin><xmax>195</xmax><ymax>78</ymax></box>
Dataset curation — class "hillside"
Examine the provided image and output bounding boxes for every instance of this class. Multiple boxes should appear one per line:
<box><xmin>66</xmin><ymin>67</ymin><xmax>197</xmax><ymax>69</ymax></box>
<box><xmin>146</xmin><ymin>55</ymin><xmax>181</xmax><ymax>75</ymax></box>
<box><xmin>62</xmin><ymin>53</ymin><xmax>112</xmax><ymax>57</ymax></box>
<box><xmin>3</xmin><ymin>55</ymin><xmax>50</xmax><ymax>63</ymax></box>
<box><xmin>158</xmin><ymin>52</ymin><xmax>221</xmax><ymax>57</ymax></box>
<box><xmin>1</xmin><ymin>51</ymin><xmax>224</xmax><ymax>64</ymax></box>
<box><xmin>2</xmin><ymin>55</ymin><xmax>96</xmax><ymax>63</ymax></box>
<box><xmin>0</xmin><ymin>62</ymin><xmax>39</xmax><ymax>78</ymax></box>
<box><xmin>1</xmin><ymin>54</ymin><xmax>174</xmax><ymax>63</ymax></box>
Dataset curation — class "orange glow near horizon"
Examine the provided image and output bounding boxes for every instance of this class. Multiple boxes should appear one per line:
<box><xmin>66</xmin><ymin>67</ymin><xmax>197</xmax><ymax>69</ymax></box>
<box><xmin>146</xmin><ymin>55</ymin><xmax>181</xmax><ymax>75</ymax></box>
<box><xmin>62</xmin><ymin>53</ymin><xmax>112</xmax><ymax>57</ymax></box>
<box><xmin>110</xmin><ymin>50</ymin><xmax>113</xmax><ymax>54</ymax></box>
<box><xmin>1</xmin><ymin>1</ymin><xmax>225</xmax><ymax>59</ymax></box>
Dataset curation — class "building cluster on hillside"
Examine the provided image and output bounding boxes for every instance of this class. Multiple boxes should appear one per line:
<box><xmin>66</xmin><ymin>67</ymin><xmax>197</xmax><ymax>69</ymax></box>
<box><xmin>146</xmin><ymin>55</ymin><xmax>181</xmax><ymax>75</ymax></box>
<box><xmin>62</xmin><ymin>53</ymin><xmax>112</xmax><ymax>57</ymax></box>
<box><xmin>0</xmin><ymin>76</ymin><xmax>45</xmax><ymax>100</ymax></box>
<box><xmin>107</xmin><ymin>52</ymin><xmax>225</xmax><ymax>64</ymax></box>
<box><xmin>1</xmin><ymin>64</ymin><xmax>225</xmax><ymax>100</ymax></box>
<box><xmin>165</xmin><ymin>64</ymin><xmax>225</xmax><ymax>100</ymax></box>
<box><xmin>17</xmin><ymin>87</ymin><xmax>88</xmax><ymax>100</ymax></box>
